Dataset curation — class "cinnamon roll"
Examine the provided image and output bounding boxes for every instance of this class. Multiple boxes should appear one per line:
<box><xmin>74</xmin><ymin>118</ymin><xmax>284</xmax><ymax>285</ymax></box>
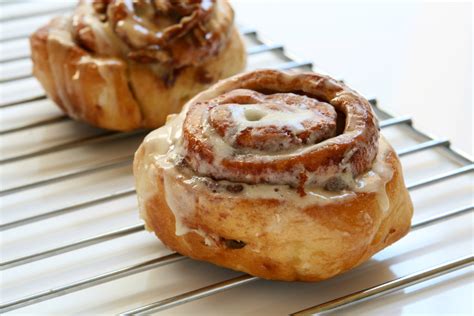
<box><xmin>134</xmin><ymin>69</ymin><xmax>414</xmax><ymax>281</ymax></box>
<box><xmin>30</xmin><ymin>0</ymin><xmax>246</xmax><ymax>131</ymax></box>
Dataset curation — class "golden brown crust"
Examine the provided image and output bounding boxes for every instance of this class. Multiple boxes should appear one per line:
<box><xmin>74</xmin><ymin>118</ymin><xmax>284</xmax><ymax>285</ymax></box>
<box><xmin>133</xmin><ymin>69</ymin><xmax>414</xmax><ymax>281</ymax></box>
<box><xmin>30</xmin><ymin>22</ymin><xmax>64</xmax><ymax>112</ymax></box>
<box><xmin>29</xmin><ymin>0</ymin><xmax>246</xmax><ymax>131</ymax></box>
<box><xmin>31</xmin><ymin>16</ymin><xmax>143</xmax><ymax>130</ymax></box>
<box><xmin>134</xmin><ymin>140</ymin><xmax>413</xmax><ymax>281</ymax></box>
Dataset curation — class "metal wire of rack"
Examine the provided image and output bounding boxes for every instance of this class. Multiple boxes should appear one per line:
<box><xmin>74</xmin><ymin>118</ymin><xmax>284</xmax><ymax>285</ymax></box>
<box><xmin>0</xmin><ymin>2</ymin><xmax>473</xmax><ymax>315</ymax></box>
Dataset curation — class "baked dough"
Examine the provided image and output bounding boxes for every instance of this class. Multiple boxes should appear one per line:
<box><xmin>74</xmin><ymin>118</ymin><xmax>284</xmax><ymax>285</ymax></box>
<box><xmin>134</xmin><ymin>69</ymin><xmax>414</xmax><ymax>281</ymax></box>
<box><xmin>30</xmin><ymin>0</ymin><xmax>246</xmax><ymax>131</ymax></box>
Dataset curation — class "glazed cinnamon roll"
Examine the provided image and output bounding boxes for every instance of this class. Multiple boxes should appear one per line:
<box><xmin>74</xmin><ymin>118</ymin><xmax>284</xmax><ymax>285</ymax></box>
<box><xmin>30</xmin><ymin>0</ymin><xmax>246</xmax><ymax>131</ymax></box>
<box><xmin>134</xmin><ymin>69</ymin><xmax>414</xmax><ymax>281</ymax></box>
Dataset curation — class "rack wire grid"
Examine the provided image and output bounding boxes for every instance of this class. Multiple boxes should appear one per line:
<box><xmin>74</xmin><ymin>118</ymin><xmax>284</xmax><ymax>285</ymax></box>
<box><xmin>1</xmin><ymin>1</ymin><xmax>473</xmax><ymax>315</ymax></box>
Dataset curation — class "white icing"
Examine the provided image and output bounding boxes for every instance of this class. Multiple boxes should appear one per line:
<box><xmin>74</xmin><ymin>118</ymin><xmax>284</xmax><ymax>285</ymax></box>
<box><xmin>135</xmin><ymin>162</ymin><xmax>158</xmax><ymax>232</ymax></box>
<box><xmin>144</xmin><ymin>114</ymin><xmax>182</xmax><ymax>156</ymax></box>
<box><xmin>79</xmin><ymin>1</ymin><xmax>126</xmax><ymax>56</ymax></box>
<box><xmin>199</xmin><ymin>117</ymin><xmax>363</xmax><ymax>187</ymax></box>
<box><xmin>229</xmin><ymin>104</ymin><xmax>314</xmax><ymax>133</ymax></box>
<box><xmin>135</xmin><ymin>113</ymin><xmax>185</xmax><ymax>231</ymax></box>
<box><xmin>138</xmin><ymin>109</ymin><xmax>395</xmax><ymax>240</ymax></box>
<box><xmin>163</xmin><ymin>171</ymin><xmax>195</xmax><ymax>236</ymax></box>
<box><xmin>199</xmin><ymin>117</ymin><xmax>234</xmax><ymax>165</ymax></box>
<box><xmin>354</xmin><ymin>140</ymin><xmax>393</xmax><ymax>213</ymax></box>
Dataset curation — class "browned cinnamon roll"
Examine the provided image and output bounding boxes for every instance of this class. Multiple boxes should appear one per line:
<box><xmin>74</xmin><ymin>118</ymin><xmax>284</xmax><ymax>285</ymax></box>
<box><xmin>134</xmin><ymin>69</ymin><xmax>414</xmax><ymax>281</ymax></box>
<box><xmin>30</xmin><ymin>0</ymin><xmax>246</xmax><ymax>131</ymax></box>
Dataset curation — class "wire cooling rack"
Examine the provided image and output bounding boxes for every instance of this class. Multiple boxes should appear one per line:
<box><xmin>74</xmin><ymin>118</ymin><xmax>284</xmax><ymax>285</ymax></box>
<box><xmin>1</xmin><ymin>1</ymin><xmax>473</xmax><ymax>315</ymax></box>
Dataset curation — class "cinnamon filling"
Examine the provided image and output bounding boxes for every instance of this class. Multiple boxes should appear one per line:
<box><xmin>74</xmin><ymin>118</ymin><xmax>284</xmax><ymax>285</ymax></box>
<box><xmin>71</xmin><ymin>0</ymin><xmax>233</xmax><ymax>68</ymax></box>
<box><xmin>208</xmin><ymin>89</ymin><xmax>337</xmax><ymax>152</ymax></box>
<box><xmin>180</xmin><ymin>70</ymin><xmax>379</xmax><ymax>193</ymax></box>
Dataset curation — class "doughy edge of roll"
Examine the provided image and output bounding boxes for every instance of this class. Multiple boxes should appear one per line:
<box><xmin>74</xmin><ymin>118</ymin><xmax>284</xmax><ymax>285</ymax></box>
<box><xmin>29</xmin><ymin>6</ymin><xmax>247</xmax><ymax>131</ymax></box>
<box><xmin>133</xmin><ymin>112</ymin><xmax>413</xmax><ymax>281</ymax></box>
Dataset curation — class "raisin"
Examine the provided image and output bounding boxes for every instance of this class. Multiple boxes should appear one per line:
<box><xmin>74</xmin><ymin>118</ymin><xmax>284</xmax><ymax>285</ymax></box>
<box><xmin>324</xmin><ymin>177</ymin><xmax>348</xmax><ymax>191</ymax></box>
<box><xmin>225</xmin><ymin>184</ymin><xmax>244</xmax><ymax>193</ymax></box>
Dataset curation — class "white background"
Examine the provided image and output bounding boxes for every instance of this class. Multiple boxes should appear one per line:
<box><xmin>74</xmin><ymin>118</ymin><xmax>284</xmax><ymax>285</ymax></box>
<box><xmin>0</xmin><ymin>1</ymin><xmax>473</xmax><ymax>315</ymax></box>
<box><xmin>232</xmin><ymin>0</ymin><xmax>473</xmax><ymax>156</ymax></box>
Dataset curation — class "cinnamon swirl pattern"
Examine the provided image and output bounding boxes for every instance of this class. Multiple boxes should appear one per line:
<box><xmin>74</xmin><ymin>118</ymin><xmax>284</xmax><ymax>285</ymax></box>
<box><xmin>134</xmin><ymin>70</ymin><xmax>414</xmax><ymax>281</ymax></box>
<box><xmin>30</xmin><ymin>0</ymin><xmax>246</xmax><ymax>131</ymax></box>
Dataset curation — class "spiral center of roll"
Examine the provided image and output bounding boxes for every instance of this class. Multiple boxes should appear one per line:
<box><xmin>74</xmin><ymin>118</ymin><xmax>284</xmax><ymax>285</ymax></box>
<box><xmin>244</xmin><ymin>108</ymin><xmax>266</xmax><ymax>121</ymax></box>
<box><xmin>208</xmin><ymin>89</ymin><xmax>337</xmax><ymax>152</ymax></box>
<box><xmin>181</xmin><ymin>70</ymin><xmax>379</xmax><ymax>191</ymax></box>
<box><xmin>72</xmin><ymin>0</ymin><xmax>230</xmax><ymax>67</ymax></box>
